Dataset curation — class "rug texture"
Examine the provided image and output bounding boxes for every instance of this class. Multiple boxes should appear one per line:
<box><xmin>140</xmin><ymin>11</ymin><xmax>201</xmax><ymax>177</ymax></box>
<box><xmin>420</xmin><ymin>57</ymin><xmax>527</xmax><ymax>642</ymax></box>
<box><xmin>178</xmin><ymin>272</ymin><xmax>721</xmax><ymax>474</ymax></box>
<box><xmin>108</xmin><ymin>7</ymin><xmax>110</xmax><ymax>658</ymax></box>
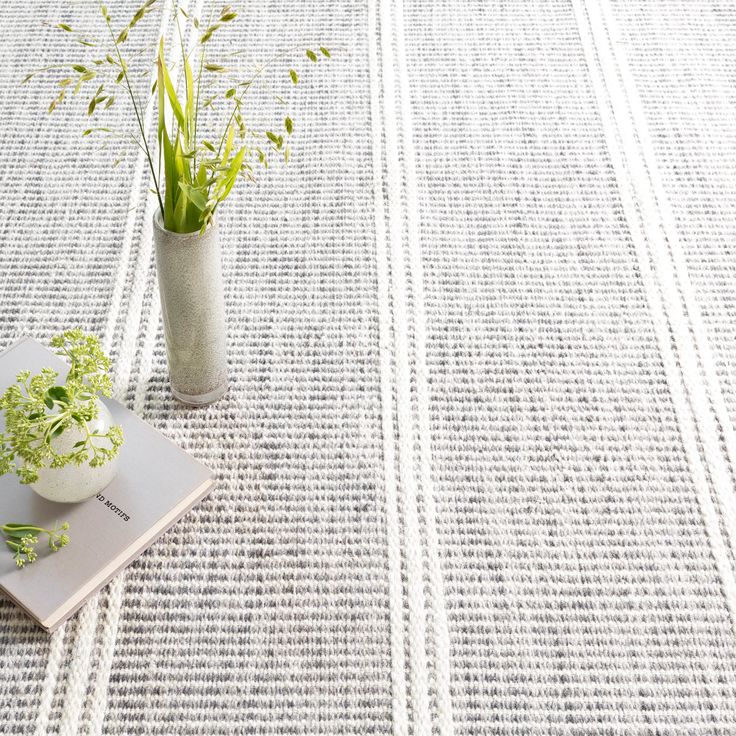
<box><xmin>1</xmin><ymin>0</ymin><xmax>736</xmax><ymax>733</ymax></box>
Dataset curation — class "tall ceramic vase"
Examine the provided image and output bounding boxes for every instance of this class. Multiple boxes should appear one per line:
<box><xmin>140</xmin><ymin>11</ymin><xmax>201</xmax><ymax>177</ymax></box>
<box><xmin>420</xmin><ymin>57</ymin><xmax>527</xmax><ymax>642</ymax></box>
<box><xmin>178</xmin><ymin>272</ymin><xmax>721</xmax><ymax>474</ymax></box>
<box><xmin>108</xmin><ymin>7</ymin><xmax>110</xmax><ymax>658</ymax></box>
<box><xmin>153</xmin><ymin>212</ymin><xmax>228</xmax><ymax>406</ymax></box>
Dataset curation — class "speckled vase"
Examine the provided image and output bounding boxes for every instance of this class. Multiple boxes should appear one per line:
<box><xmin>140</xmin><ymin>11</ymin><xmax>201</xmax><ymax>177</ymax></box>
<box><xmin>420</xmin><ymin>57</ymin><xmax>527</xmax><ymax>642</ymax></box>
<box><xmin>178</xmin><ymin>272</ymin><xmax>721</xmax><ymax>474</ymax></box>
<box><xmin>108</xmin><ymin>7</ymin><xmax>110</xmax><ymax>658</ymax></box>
<box><xmin>31</xmin><ymin>399</ymin><xmax>119</xmax><ymax>503</ymax></box>
<box><xmin>153</xmin><ymin>212</ymin><xmax>228</xmax><ymax>406</ymax></box>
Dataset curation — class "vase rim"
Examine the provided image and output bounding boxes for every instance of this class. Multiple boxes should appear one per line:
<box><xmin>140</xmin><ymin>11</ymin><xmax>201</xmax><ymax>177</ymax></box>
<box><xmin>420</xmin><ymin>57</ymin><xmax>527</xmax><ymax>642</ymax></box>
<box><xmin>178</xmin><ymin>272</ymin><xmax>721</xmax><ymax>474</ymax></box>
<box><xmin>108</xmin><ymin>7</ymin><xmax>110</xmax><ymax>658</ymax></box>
<box><xmin>153</xmin><ymin>209</ymin><xmax>217</xmax><ymax>238</ymax></box>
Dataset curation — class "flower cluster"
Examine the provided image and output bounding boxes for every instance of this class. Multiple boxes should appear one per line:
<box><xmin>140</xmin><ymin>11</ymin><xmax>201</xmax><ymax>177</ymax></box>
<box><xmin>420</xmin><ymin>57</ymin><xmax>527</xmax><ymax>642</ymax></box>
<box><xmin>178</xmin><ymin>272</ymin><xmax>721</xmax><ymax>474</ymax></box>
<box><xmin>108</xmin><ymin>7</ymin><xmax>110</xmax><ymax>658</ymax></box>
<box><xmin>0</xmin><ymin>329</ymin><xmax>123</xmax><ymax>485</ymax></box>
<box><xmin>2</xmin><ymin>523</ymin><xmax>70</xmax><ymax>568</ymax></box>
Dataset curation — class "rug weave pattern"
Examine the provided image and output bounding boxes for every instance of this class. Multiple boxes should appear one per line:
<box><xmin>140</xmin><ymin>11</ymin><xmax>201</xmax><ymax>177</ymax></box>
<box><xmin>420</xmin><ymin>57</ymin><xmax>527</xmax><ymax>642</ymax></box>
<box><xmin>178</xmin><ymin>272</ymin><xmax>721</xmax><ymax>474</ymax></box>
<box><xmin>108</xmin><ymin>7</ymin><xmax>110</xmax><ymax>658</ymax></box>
<box><xmin>0</xmin><ymin>0</ymin><xmax>735</xmax><ymax>734</ymax></box>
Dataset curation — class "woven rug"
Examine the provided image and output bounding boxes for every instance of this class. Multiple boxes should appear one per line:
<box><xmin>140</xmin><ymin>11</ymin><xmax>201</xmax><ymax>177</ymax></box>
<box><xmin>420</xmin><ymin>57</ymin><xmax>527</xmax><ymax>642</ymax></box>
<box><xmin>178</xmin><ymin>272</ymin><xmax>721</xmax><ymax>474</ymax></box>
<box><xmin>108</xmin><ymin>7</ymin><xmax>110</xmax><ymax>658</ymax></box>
<box><xmin>1</xmin><ymin>0</ymin><xmax>736</xmax><ymax>733</ymax></box>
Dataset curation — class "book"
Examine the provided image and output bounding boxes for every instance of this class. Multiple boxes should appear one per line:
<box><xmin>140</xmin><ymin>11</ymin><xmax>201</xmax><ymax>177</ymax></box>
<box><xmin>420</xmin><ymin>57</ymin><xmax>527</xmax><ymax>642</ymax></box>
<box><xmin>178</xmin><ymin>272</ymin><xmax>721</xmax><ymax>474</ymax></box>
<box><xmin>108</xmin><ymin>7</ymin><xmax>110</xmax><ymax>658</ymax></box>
<box><xmin>0</xmin><ymin>337</ymin><xmax>214</xmax><ymax>632</ymax></box>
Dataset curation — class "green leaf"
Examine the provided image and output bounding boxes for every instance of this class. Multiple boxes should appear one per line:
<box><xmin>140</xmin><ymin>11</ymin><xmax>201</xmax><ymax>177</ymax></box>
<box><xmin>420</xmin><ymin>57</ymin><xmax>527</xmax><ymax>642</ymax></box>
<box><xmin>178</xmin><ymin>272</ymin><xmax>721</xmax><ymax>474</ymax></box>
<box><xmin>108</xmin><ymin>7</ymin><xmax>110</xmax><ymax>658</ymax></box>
<box><xmin>217</xmin><ymin>146</ymin><xmax>246</xmax><ymax>202</ymax></box>
<box><xmin>130</xmin><ymin>7</ymin><xmax>145</xmax><ymax>27</ymax></box>
<box><xmin>43</xmin><ymin>396</ymin><xmax>54</xmax><ymax>411</ymax></box>
<box><xmin>319</xmin><ymin>47</ymin><xmax>331</xmax><ymax>58</ymax></box>
<box><xmin>4</xmin><ymin>528</ymin><xmax>37</xmax><ymax>539</ymax></box>
<box><xmin>184</xmin><ymin>55</ymin><xmax>194</xmax><ymax>147</ymax></box>
<box><xmin>306</xmin><ymin>49</ymin><xmax>317</xmax><ymax>62</ymax></box>
<box><xmin>178</xmin><ymin>181</ymin><xmax>207</xmax><ymax>211</ymax></box>
<box><xmin>285</xmin><ymin>116</ymin><xmax>293</xmax><ymax>135</ymax></box>
<box><xmin>221</xmin><ymin>125</ymin><xmax>235</xmax><ymax>166</ymax></box>
<box><xmin>47</xmin><ymin>386</ymin><xmax>70</xmax><ymax>404</ymax></box>
<box><xmin>157</xmin><ymin>40</ymin><xmax>166</xmax><ymax>138</ymax></box>
<box><xmin>161</xmin><ymin>130</ymin><xmax>176</xmax><ymax>228</ymax></box>
<box><xmin>202</xmin><ymin>140</ymin><xmax>216</xmax><ymax>152</ymax></box>
<box><xmin>174</xmin><ymin>133</ymin><xmax>190</xmax><ymax>184</ymax></box>
<box><xmin>174</xmin><ymin>176</ymin><xmax>188</xmax><ymax>231</ymax></box>
<box><xmin>158</xmin><ymin>43</ymin><xmax>186</xmax><ymax>133</ymax></box>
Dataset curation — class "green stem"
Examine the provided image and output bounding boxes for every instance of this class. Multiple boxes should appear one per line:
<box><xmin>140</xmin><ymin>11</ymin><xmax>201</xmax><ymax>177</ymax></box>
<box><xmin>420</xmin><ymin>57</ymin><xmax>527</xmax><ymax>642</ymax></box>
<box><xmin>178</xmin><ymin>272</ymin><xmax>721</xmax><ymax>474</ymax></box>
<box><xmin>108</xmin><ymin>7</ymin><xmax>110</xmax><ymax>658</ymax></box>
<box><xmin>193</xmin><ymin>46</ymin><xmax>205</xmax><ymax>172</ymax></box>
<box><xmin>175</xmin><ymin>12</ymin><xmax>190</xmax><ymax>159</ymax></box>
<box><xmin>207</xmin><ymin>44</ymin><xmax>304</xmax><ymax>207</ymax></box>
<box><xmin>103</xmin><ymin>11</ymin><xmax>165</xmax><ymax>219</ymax></box>
<box><xmin>3</xmin><ymin>526</ymin><xmax>42</xmax><ymax>535</ymax></box>
<box><xmin>214</xmin><ymin>45</ymin><xmax>300</xmax><ymax>159</ymax></box>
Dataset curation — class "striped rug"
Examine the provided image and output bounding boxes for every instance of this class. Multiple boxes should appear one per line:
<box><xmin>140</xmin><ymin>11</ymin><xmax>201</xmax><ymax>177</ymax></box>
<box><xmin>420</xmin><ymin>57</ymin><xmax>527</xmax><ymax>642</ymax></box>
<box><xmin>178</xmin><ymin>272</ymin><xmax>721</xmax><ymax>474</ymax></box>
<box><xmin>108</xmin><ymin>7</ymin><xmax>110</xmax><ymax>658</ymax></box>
<box><xmin>1</xmin><ymin>0</ymin><xmax>735</xmax><ymax>733</ymax></box>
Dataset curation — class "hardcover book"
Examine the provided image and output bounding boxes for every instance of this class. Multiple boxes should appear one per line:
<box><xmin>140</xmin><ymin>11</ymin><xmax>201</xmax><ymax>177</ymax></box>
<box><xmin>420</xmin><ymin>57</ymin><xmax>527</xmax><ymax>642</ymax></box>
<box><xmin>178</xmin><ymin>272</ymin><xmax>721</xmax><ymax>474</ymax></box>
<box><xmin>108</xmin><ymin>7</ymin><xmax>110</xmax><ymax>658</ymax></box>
<box><xmin>0</xmin><ymin>337</ymin><xmax>214</xmax><ymax>632</ymax></box>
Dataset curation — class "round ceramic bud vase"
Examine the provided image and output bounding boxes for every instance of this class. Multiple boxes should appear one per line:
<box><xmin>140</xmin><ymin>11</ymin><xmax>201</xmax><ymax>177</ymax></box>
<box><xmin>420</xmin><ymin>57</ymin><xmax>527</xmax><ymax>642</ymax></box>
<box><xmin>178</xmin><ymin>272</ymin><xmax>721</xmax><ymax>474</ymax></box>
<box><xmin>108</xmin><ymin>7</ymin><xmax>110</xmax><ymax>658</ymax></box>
<box><xmin>152</xmin><ymin>212</ymin><xmax>229</xmax><ymax>406</ymax></box>
<box><xmin>31</xmin><ymin>400</ymin><xmax>119</xmax><ymax>504</ymax></box>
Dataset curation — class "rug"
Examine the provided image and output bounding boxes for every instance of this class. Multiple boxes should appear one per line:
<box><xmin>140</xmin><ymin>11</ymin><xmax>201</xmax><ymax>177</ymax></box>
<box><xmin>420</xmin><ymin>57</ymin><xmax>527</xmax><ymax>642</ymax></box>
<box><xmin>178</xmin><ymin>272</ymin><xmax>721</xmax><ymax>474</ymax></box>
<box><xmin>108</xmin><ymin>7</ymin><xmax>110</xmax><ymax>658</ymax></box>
<box><xmin>1</xmin><ymin>0</ymin><xmax>735</xmax><ymax>733</ymax></box>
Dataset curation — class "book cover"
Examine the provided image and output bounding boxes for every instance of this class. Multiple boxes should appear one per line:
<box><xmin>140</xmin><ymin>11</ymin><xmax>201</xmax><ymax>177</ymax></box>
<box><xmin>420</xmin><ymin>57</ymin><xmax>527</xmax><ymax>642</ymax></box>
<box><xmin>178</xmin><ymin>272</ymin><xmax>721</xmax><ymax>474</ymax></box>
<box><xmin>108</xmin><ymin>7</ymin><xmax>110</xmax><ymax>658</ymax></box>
<box><xmin>0</xmin><ymin>337</ymin><xmax>213</xmax><ymax>632</ymax></box>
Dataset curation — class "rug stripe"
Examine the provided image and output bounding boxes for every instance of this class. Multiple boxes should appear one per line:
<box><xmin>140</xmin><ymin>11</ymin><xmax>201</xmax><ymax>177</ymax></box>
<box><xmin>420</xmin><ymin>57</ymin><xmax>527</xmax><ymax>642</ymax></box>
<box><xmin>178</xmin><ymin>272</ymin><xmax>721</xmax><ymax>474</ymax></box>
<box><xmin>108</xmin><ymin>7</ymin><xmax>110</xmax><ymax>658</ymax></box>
<box><xmin>101</xmin><ymin>1</ymin><xmax>176</xmax><ymax>359</ymax></box>
<box><xmin>80</xmin><ymin>575</ymin><xmax>124</xmax><ymax>736</ymax></box>
<box><xmin>57</xmin><ymin>600</ymin><xmax>99</xmax><ymax>736</ymax></box>
<box><xmin>582</xmin><ymin>0</ymin><xmax>736</xmax><ymax>561</ymax></box>
<box><xmin>592</xmin><ymin>0</ymin><xmax>736</xmax><ymax>517</ymax></box>
<box><xmin>367</xmin><ymin>0</ymin><xmax>410</xmax><ymax>732</ymax></box>
<box><xmin>377</xmin><ymin>0</ymin><xmax>433</xmax><ymax>730</ymax></box>
<box><xmin>81</xmin><ymin>276</ymin><xmax>163</xmax><ymax>736</ymax></box>
<box><xmin>33</xmin><ymin>623</ymin><xmax>68</xmax><ymax>736</ymax></box>
<box><xmin>389</xmin><ymin>0</ymin><xmax>454</xmax><ymax>730</ymax></box>
<box><xmin>572</xmin><ymin>0</ymin><xmax>736</xmax><ymax>631</ymax></box>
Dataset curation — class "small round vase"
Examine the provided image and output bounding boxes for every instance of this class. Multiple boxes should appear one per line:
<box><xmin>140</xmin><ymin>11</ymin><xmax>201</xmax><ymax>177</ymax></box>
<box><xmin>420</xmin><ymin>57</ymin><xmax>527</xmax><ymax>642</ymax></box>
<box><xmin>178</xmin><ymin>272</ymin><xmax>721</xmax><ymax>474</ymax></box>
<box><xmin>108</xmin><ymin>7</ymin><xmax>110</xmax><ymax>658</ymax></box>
<box><xmin>30</xmin><ymin>400</ymin><xmax>119</xmax><ymax>504</ymax></box>
<box><xmin>152</xmin><ymin>212</ymin><xmax>229</xmax><ymax>406</ymax></box>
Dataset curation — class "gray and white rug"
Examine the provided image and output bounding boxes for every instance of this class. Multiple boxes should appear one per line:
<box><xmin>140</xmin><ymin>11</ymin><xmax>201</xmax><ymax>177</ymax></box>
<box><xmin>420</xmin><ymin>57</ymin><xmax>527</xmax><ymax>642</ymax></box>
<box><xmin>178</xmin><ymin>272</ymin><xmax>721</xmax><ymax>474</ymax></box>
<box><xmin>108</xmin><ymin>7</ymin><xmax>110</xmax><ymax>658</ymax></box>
<box><xmin>1</xmin><ymin>0</ymin><xmax>736</xmax><ymax>733</ymax></box>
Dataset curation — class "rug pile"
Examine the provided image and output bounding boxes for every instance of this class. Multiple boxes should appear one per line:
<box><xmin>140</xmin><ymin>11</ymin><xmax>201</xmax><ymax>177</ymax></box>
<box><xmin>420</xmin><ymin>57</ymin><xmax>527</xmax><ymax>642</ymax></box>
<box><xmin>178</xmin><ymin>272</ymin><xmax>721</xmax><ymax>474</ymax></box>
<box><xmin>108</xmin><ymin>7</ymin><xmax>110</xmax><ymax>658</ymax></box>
<box><xmin>1</xmin><ymin>0</ymin><xmax>735</xmax><ymax>732</ymax></box>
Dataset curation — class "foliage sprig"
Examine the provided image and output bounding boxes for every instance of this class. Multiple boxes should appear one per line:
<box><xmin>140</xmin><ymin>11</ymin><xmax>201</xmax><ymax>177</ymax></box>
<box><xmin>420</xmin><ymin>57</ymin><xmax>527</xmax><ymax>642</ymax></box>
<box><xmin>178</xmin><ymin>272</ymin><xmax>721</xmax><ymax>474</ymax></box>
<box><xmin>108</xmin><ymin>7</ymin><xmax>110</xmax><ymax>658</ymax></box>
<box><xmin>0</xmin><ymin>329</ymin><xmax>123</xmax><ymax>486</ymax></box>
<box><xmin>24</xmin><ymin>2</ymin><xmax>333</xmax><ymax>233</ymax></box>
<box><xmin>2</xmin><ymin>522</ymin><xmax>70</xmax><ymax>568</ymax></box>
